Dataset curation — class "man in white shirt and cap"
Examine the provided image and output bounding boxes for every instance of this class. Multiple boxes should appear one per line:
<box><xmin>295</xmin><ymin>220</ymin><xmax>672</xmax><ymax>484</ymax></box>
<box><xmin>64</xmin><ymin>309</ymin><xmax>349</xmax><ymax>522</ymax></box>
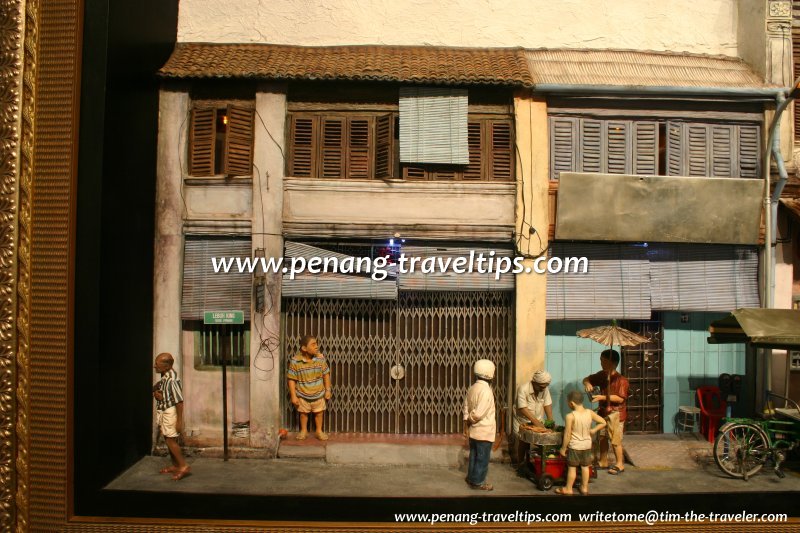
<box><xmin>463</xmin><ymin>359</ymin><xmax>497</xmax><ymax>491</ymax></box>
<box><xmin>511</xmin><ymin>369</ymin><xmax>554</xmax><ymax>465</ymax></box>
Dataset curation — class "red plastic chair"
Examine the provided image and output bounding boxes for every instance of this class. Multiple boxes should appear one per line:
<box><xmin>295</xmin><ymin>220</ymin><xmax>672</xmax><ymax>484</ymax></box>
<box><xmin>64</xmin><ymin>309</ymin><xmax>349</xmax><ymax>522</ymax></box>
<box><xmin>697</xmin><ymin>386</ymin><xmax>727</xmax><ymax>443</ymax></box>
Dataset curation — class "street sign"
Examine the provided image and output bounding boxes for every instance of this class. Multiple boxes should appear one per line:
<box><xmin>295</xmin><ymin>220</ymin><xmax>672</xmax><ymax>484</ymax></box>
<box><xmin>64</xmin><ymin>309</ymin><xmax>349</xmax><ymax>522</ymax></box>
<box><xmin>203</xmin><ymin>310</ymin><xmax>244</xmax><ymax>324</ymax></box>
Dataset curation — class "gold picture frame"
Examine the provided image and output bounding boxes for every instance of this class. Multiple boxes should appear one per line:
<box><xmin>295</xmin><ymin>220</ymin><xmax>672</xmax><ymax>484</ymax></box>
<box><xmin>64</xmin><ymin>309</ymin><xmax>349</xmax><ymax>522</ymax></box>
<box><xmin>3</xmin><ymin>0</ymin><xmax>799</xmax><ymax>530</ymax></box>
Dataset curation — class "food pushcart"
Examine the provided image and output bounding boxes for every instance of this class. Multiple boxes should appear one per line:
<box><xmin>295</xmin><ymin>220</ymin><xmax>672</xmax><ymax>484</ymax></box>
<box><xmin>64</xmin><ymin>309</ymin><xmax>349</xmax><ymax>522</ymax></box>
<box><xmin>518</xmin><ymin>427</ymin><xmax>597</xmax><ymax>491</ymax></box>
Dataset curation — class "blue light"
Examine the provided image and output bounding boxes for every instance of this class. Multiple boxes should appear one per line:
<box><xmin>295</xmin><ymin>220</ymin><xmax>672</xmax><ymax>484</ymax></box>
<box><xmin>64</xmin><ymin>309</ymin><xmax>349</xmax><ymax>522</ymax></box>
<box><xmin>389</xmin><ymin>239</ymin><xmax>394</xmax><ymax>246</ymax></box>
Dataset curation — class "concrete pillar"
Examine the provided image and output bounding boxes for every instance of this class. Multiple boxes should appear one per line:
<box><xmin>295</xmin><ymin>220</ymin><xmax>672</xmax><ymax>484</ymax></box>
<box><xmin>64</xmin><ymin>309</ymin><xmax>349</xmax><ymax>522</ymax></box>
<box><xmin>249</xmin><ymin>83</ymin><xmax>287</xmax><ymax>451</ymax></box>
<box><xmin>153</xmin><ymin>87</ymin><xmax>189</xmax><ymax>369</ymax></box>
<box><xmin>513</xmin><ymin>92</ymin><xmax>550</xmax><ymax>393</ymax></box>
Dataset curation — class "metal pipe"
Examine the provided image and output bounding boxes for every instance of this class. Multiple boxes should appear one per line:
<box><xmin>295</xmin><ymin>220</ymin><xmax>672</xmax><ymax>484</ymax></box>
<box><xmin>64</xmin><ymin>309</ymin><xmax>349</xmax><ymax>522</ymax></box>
<box><xmin>533</xmin><ymin>84</ymin><xmax>785</xmax><ymax>98</ymax></box>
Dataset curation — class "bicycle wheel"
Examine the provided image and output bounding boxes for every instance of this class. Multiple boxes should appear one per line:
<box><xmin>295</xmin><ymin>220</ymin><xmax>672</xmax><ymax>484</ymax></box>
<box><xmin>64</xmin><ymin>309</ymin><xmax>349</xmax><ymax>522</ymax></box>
<box><xmin>713</xmin><ymin>423</ymin><xmax>769</xmax><ymax>479</ymax></box>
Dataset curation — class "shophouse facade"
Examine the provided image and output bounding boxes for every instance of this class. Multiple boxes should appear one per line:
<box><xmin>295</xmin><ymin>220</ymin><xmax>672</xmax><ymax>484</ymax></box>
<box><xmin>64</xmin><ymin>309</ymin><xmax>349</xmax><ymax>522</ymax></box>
<box><xmin>153</xmin><ymin>0</ymin><xmax>797</xmax><ymax>453</ymax></box>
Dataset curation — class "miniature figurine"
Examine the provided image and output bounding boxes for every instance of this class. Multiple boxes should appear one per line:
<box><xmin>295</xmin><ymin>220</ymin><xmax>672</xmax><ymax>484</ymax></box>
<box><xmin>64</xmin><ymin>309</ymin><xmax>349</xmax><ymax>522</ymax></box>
<box><xmin>153</xmin><ymin>352</ymin><xmax>190</xmax><ymax>480</ymax></box>
<box><xmin>556</xmin><ymin>390</ymin><xmax>606</xmax><ymax>495</ymax></box>
<box><xmin>287</xmin><ymin>335</ymin><xmax>332</xmax><ymax>441</ymax></box>
<box><xmin>463</xmin><ymin>359</ymin><xmax>497</xmax><ymax>491</ymax></box>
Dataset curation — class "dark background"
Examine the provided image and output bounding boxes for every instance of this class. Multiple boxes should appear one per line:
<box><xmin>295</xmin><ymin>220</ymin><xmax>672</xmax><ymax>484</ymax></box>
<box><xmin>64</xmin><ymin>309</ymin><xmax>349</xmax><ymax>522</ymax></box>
<box><xmin>73</xmin><ymin>0</ymin><xmax>799</xmax><ymax>521</ymax></box>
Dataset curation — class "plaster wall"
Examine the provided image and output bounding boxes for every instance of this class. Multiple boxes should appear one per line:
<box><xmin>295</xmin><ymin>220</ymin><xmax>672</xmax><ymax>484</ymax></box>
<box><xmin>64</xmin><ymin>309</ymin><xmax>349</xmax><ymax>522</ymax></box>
<box><xmin>181</xmin><ymin>329</ymin><xmax>251</xmax><ymax>443</ymax></box>
<box><xmin>283</xmin><ymin>180</ymin><xmax>514</xmax><ymax>229</ymax></box>
<box><xmin>177</xmin><ymin>0</ymin><xmax>738</xmax><ymax>55</ymax></box>
<box><xmin>185</xmin><ymin>184</ymin><xmax>252</xmax><ymax>219</ymax></box>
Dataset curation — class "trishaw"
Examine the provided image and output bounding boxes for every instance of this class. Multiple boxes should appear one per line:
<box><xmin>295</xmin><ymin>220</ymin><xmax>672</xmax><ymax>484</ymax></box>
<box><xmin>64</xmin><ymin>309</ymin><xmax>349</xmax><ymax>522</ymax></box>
<box><xmin>708</xmin><ymin>309</ymin><xmax>800</xmax><ymax>481</ymax></box>
<box><xmin>713</xmin><ymin>392</ymin><xmax>800</xmax><ymax>480</ymax></box>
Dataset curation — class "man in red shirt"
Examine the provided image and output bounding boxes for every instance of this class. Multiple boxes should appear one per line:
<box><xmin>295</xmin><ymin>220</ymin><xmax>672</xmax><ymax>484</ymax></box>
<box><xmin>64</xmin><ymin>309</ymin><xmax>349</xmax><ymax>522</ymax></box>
<box><xmin>582</xmin><ymin>349</ymin><xmax>629</xmax><ymax>474</ymax></box>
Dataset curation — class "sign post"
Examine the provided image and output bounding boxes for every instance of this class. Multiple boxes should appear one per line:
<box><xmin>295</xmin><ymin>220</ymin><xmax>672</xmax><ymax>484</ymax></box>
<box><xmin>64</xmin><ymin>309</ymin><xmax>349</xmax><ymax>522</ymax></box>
<box><xmin>204</xmin><ymin>310</ymin><xmax>244</xmax><ymax>461</ymax></box>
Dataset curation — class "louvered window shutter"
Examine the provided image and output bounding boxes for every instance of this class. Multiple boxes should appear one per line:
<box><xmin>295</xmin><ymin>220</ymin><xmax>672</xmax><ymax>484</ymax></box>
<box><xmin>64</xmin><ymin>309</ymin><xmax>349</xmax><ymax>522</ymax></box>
<box><xmin>321</xmin><ymin>118</ymin><xmax>345</xmax><ymax>178</ymax></box>
<box><xmin>190</xmin><ymin>107</ymin><xmax>216</xmax><ymax>176</ymax></box>
<box><xmin>606</xmin><ymin>120</ymin><xmax>630</xmax><ymax>174</ymax></box>
<box><xmin>182</xmin><ymin>237</ymin><xmax>252</xmax><ymax>320</ymax></box>
<box><xmin>489</xmin><ymin>120</ymin><xmax>513</xmax><ymax>181</ymax></box>
<box><xmin>710</xmin><ymin>124</ymin><xmax>734</xmax><ymax>177</ymax></box>
<box><xmin>666</xmin><ymin>122</ymin><xmax>684</xmax><ymax>176</ymax></box>
<box><xmin>632</xmin><ymin>122</ymin><xmax>658</xmax><ymax>175</ymax></box>
<box><xmin>579</xmin><ymin>119</ymin><xmax>602</xmax><ymax>173</ymax></box>
<box><xmin>347</xmin><ymin>117</ymin><xmax>372</xmax><ymax>178</ymax></box>
<box><xmin>686</xmin><ymin>124</ymin><xmax>710</xmax><ymax>176</ymax></box>
<box><xmin>463</xmin><ymin>121</ymin><xmax>483</xmax><ymax>180</ymax></box>
<box><xmin>375</xmin><ymin>114</ymin><xmax>393</xmax><ymax>178</ymax></box>
<box><xmin>288</xmin><ymin>115</ymin><xmax>317</xmax><ymax>177</ymax></box>
<box><xmin>550</xmin><ymin>117</ymin><xmax>578</xmax><ymax>180</ymax></box>
<box><xmin>738</xmin><ymin>125</ymin><xmax>760</xmax><ymax>178</ymax></box>
<box><xmin>224</xmin><ymin>104</ymin><xmax>254</xmax><ymax>176</ymax></box>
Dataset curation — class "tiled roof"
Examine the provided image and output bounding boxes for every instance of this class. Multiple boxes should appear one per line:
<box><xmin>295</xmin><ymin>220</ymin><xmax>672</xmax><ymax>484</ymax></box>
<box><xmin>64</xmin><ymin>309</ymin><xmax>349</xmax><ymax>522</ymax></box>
<box><xmin>159</xmin><ymin>43</ymin><xmax>534</xmax><ymax>87</ymax></box>
<box><xmin>160</xmin><ymin>43</ymin><xmax>772</xmax><ymax>90</ymax></box>
<box><xmin>780</xmin><ymin>198</ymin><xmax>800</xmax><ymax>223</ymax></box>
<box><xmin>525</xmin><ymin>48</ymin><xmax>770</xmax><ymax>88</ymax></box>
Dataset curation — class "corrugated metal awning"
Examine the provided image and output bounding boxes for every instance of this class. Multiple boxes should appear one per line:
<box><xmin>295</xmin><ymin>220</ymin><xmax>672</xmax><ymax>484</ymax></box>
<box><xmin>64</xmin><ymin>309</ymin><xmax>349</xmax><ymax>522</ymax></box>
<box><xmin>708</xmin><ymin>308</ymin><xmax>800</xmax><ymax>349</ymax></box>
<box><xmin>399</xmin><ymin>246</ymin><xmax>515</xmax><ymax>291</ymax></box>
<box><xmin>283</xmin><ymin>241</ymin><xmax>397</xmax><ymax>299</ymax></box>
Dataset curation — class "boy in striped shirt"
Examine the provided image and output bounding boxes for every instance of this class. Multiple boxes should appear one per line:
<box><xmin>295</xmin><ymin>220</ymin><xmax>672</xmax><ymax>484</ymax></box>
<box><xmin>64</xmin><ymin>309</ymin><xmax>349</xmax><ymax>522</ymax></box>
<box><xmin>153</xmin><ymin>352</ymin><xmax>190</xmax><ymax>480</ymax></box>
<box><xmin>287</xmin><ymin>335</ymin><xmax>332</xmax><ymax>441</ymax></box>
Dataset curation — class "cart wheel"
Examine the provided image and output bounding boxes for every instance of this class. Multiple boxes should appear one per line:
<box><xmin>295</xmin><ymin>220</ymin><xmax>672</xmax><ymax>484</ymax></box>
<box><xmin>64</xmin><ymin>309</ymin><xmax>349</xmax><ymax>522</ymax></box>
<box><xmin>537</xmin><ymin>474</ymin><xmax>553</xmax><ymax>491</ymax></box>
<box><xmin>713</xmin><ymin>422</ymin><xmax>769</xmax><ymax>479</ymax></box>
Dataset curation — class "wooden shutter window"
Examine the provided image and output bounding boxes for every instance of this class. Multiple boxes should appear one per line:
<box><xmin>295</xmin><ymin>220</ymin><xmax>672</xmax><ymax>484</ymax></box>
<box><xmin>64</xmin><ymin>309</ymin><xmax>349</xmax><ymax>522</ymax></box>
<box><xmin>710</xmin><ymin>125</ymin><xmax>733</xmax><ymax>177</ymax></box>
<box><xmin>606</xmin><ymin>121</ymin><xmax>629</xmax><ymax>174</ymax></box>
<box><xmin>463</xmin><ymin>121</ymin><xmax>483</xmax><ymax>180</ymax></box>
<box><xmin>375</xmin><ymin>114</ymin><xmax>393</xmax><ymax>178</ymax></box>
<box><xmin>321</xmin><ymin>118</ymin><xmax>345</xmax><ymax>178</ymax></box>
<box><xmin>347</xmin><ymin>118</ymin><xmax>372</xmax><ymax>178</ymax></box>
<box><xmin>579</xmin><ymin>119</ymin><xmax>602</xmax><ymax>173</ymax></box>
<box><xmin>738</xmin><ymin>125</ymin><xmax>760</xmax><ymax>178</ymax></box>
<box><xmin>224</xmin><ymin>104</ymin><xmax>255</xmax><ymax>177</ymax></box>
<box><xmin>632</xmin><ymin>122</ymin><xmax>658</xmax><ymax>175</ymax></box>
<box><xmin>190</xmin><ymin>107</ymin><xmax>216</xmax><ymax>176</ymax></box>
<box><xmin>489</xmin><ymin>120</ymin><xmax>513</xmax><ymax>181</ymax></box>
<box><xmin>667</xmin><ymin>121</ymin><xmax>760</xmax><ymax>178</ymax></box>
<box><xmin>289</xmin><ymin>115</ymin><xmax>316</xmax><ymax>177</ymax></box>
<box><xmin>550</xmin><ymin>117</ymin><xmax>578</xmax><ymax>180</ymax></box>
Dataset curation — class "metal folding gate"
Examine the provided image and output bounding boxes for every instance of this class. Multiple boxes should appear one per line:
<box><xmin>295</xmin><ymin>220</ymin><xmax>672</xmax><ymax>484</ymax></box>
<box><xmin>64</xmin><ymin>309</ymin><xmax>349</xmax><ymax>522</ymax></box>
<box><xmin>282</xmin><ymin>292</ymin><xmax>513</xmax><ymax>434</ymax></box>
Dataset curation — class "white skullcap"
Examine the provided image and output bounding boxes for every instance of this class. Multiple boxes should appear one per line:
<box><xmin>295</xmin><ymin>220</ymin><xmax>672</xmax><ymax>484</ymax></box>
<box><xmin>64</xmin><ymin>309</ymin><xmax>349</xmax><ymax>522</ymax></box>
<box><xmin>532</xmin><ymin>370</ymin><xmax>551</xmax><ymax>384</ymax></box>
<box><xmin>473</xmin><ymin>359</ymin><xmax>496</xmax><ymax>380</ymax></box>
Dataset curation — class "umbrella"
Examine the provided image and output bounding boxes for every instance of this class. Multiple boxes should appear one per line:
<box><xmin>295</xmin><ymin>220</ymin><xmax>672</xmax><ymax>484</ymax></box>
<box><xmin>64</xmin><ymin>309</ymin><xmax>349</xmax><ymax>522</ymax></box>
<box><xmin>576</xmin><ymin>319</ymin><xmax>650</xmax><ymax>412</ymax></box>
<box><xmin>576</xmin><ymin>321</ymin><xmax>650</xmax><ymax>348</ymax></box>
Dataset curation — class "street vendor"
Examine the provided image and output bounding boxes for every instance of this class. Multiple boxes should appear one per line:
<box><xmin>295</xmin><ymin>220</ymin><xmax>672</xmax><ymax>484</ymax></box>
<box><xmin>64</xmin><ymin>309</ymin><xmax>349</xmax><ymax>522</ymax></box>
<box><xmin>583</xmin><ymin>349</ymin><xmax>629</xmax><ymax>475</ymax></box>
<box><xmin>510</xmin><ymin>369</ymin><xmax>554</xmax><ymax>465</ymax></box>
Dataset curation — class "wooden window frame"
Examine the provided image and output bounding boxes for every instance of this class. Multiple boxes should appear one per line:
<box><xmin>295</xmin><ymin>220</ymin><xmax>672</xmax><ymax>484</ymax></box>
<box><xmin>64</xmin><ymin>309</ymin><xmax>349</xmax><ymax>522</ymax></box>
<box><xmin>287</xmin><ymin>110</ymin><xmax>514</xmax><ymax>182</ymax></box>
<box><xmin>188</xmin><ymin>100</ymin><xmax>255</xmax><ymax>178</ymax></box>
<box><xmin>549</xmin><ymin>114</ymin><xmax>761</xmax><ymax>181</ymax></box>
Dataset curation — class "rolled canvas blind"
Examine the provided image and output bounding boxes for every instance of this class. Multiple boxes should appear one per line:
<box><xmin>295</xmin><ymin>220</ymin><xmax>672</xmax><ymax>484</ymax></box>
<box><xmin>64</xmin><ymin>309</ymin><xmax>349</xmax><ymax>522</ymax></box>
<box><xmin>546</xmin><ymin>243</ymin><xmax>650</xmax><ymax>320</ymax></box>
<box><xmin>182</xmin><ymin>237</ymin><xmax>252</xmax><ymax>320</ymax></box>
<box><xmin>648</xmin><ymin>244</ymin><xmax>759</xmax><ymax>311</ymax></box>
<box><xmin>399</xmin><ymin>87</ymin><xmax>468</xmax><ymax>165</ymax></box>
<box><xmin>399</xmin><ymin>246</ymin><xmax>515</xmax><ymax>292</ymax></box>
<box><xmin>283</xmin><ymin>241</ymin><xmax>397</xmax><ymax>300</ymax></box>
